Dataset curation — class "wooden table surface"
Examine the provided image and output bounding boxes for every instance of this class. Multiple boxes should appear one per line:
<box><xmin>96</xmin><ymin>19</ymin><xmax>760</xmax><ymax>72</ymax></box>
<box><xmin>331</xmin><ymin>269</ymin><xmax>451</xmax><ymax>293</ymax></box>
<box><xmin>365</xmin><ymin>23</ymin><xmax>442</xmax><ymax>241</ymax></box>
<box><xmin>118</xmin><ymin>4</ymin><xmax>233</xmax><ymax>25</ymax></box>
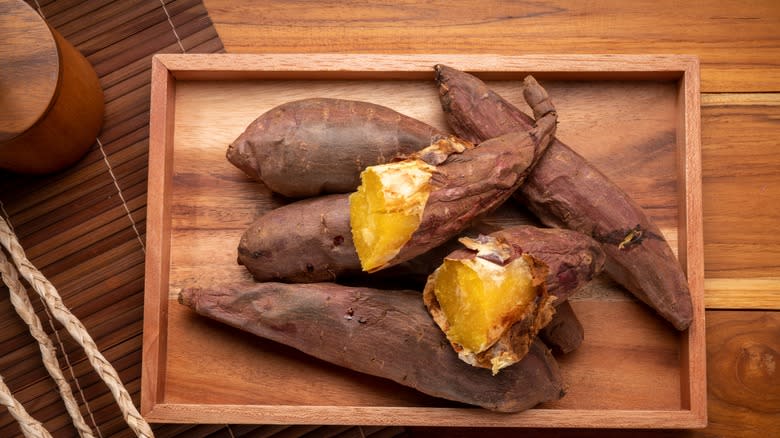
<box><xmin>201</xmin><ymin>0</ymin><xmax>779</xmax><ymax>436</ymax></box>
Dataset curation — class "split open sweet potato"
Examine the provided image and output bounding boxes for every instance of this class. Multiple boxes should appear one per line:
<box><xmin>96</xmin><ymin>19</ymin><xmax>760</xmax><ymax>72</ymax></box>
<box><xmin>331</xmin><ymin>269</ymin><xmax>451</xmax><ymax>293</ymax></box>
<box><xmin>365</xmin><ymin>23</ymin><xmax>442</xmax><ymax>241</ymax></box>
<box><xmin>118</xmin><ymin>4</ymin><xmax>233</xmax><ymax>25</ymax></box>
<box><xmin>488</xmin><ymin>226</ymin><xmax>605</xmax><ymax>303</ymax></box>
<box><xmin>435</xmin><ymin>64</ymin><xmax>693</xmax><ymax>331</ymax></box>
<box><xmin>350</xmin><ymin>76</ymin><xmax>558</xmax><ymax>273</ymax></box>
<box><xmin>179</xmin><ymin>281</ymin><xmax>565</xmax><ymax>412</ymax></box>
<box><xmin>422</xmin><ymin>225</ymin><xmax>603</xmax><ymax>373</ymax></box>
<box><xmin>423</xmin><ymin>235</ymin><xmax>553</xmax><ymax>374</ymax></box>
<box><xmin>227</xmin><ymin>98</ymin><xmax>443</xmax><ymax>198</ymax></box>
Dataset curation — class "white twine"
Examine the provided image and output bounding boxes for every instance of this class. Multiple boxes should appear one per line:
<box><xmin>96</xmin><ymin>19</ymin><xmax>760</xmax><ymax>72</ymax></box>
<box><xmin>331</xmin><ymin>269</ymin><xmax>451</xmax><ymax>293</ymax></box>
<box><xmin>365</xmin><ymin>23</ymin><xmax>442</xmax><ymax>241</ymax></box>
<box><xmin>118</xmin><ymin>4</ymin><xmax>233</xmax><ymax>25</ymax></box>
<box><xmin>0</xmin><ymin>0</ymin><xmax>199</xmax><ymax>435</ymax></box>
<box><xmin>0</xmin><ymin>217</ymin><xmax>153</xmax><ymax>438</ymax></box>
<box><xmin>159</xmin><ymin>0</ymin><xmax>186</xmax><ymax>53</ymax></box>
<box><xmin>0</xmin><ymin>374</ymin><xmax>52</xmax><ymax>438</ymax></box>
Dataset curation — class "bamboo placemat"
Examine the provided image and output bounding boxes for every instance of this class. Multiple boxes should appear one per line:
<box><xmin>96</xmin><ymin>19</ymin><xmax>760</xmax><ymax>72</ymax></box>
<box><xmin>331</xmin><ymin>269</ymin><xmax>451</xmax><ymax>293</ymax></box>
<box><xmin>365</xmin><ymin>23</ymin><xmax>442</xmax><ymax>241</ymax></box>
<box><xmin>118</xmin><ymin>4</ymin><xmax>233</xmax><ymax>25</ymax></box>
<box><xmin>0</xmin><ymin>1</ymin><xmax>402</xmax><ymax>437</ymax></box>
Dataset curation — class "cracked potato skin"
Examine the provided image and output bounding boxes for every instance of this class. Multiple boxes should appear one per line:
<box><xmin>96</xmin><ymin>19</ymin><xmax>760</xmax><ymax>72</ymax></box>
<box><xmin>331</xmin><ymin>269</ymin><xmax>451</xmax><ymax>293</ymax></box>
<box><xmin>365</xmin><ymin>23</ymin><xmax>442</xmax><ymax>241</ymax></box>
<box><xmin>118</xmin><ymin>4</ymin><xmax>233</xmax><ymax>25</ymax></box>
<box><xmin>227</xmin><ymin>98</ymin><xmax>443</xmax><ymax>198</ymax></box>
<box><xmin>179</xmin><ymin>281</ymin><xmax>565</xmax><ymax>412</ymax></box>
<box><xmin>435</xmin><ymin>64</ymin><xmax>692</xmax><ymax>330</ymax></box>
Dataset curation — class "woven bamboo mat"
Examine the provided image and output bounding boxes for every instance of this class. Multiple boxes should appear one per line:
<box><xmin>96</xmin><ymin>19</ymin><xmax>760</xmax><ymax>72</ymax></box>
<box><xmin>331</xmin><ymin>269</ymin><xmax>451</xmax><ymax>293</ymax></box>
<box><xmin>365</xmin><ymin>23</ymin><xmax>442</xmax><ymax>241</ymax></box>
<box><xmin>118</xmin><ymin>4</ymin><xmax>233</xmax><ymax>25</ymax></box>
<box><xmin>0</xmin><ymin>1</ymin><xmax>404</xmax><ymax>437</ymax></box>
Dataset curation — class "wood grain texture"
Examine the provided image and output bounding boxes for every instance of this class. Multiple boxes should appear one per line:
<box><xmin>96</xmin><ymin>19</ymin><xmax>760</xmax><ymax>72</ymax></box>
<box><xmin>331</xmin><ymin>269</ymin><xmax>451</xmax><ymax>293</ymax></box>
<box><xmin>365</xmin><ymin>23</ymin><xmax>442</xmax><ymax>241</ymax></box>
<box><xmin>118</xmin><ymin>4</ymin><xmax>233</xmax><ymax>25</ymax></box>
<box><xmin>0</xmin><ymin>1</ymin><xmax>223</xmax><ymax>436</ymax></box>
<box><xmin>0</xmin><ymin>0</ymin><xmax>58</xmax><ymax>142</ymax></box>
<box><xmin>407</xmin><ymin>310</ymin><xmax>780</xmax><ymax>438</ymax></box>
<box><xmin>143</xmin><ymin>55</ymin><xmax>704</xmax><ymax>427</ymax></box>
<box><xmin>704</xmin><ymin>311</ymin><xmax>779</xmax><ymax>437</ymax></box>
<box><xmin>203</xmin><ymin>0</ymin><xmax>780</xmax><ymax>92</ymax></box>
<box><xmin>0</xmin><ymin>0</ymin><xmax>104</xmax><ymax>174</ymax></box>
<box><xmin>699</xmin><ymin>95</ymin><xmax>780</xmax><ymax>310</ymax></box>
<box><xmin>0</xmin><ymin>0</ymin><xmax>777</xmax><ymax>436</ymax></box>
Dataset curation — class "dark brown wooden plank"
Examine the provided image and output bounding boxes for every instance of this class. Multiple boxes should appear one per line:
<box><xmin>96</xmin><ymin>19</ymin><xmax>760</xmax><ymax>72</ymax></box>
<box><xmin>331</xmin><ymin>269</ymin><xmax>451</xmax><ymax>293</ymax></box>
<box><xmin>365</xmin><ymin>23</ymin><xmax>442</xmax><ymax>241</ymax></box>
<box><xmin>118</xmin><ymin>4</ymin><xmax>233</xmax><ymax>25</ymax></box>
<box><xmin>45</xmin><ymin>0</ymin><xmax>124</xmax><ymax>30</ymax></box>
<box><xmin>29</xmin><ymin>0</ymin><xmax>105</xmax><ymax>25</ymax></box>
<box><xmin>86</xmin><ymin>6</ymin><xmax>211</xmax><ymax>71</ymax></box>
<box><xmin>15</xmin><ymin>170</ymin><xmax>147</xmax><ymax>246</ymax></box>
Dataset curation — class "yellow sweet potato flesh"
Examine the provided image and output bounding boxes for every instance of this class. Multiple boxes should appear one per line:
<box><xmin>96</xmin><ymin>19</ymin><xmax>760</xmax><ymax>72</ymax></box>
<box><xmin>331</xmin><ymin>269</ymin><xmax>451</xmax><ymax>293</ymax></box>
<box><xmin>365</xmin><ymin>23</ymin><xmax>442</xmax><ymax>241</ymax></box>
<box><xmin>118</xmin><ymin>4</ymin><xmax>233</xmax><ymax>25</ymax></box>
<box><xmin>432</xmin><ymin>256</ymin><xmax>536</xmax><ymax>354</ymax></box>
<box><xmin>349</xmin><ymin>160</ymin><xmax>433</xmax><ymax>272</ymax></box>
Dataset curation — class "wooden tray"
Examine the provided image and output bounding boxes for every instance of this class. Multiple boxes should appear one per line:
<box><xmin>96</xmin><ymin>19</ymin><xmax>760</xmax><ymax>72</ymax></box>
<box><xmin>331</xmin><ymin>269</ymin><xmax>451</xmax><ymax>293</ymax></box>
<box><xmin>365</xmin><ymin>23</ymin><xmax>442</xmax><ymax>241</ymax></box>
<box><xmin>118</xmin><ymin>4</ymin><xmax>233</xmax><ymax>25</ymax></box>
<box><xmin>141</xmin><ymin>54</ymin><xmax>705</xmax><ymax>428</ymax></box>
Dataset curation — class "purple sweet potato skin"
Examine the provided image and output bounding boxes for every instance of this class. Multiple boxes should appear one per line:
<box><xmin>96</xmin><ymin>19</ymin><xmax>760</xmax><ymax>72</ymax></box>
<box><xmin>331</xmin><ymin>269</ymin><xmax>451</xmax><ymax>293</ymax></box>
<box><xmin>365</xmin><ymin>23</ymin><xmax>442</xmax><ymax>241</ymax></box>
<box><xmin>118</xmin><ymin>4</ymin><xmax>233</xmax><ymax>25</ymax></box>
<box><xmin>386</xmin><ymin>130</ymin><xmax>547</xmax><ymax>268</ymax></box>
<box><xmin>440</xmin><ymin>225</ymin><xmax>604</xmax><ymax>304</ymax></box>
<box><xmin>540</xmin><ymin>301</ymin><xmax>585</xmax><ymax>355</ymax></box>
<box><xmin>179</xmin><ymin>281</ymin><xmax>565</xmax><ymax>412</ymax></box>
<box><xmin>237</xmin><ymin>194</ymin><xmax>361</xmax><ymax>282</ymax></box>
<box><xmin>227</xmin><ymin>98</ymin><xmax>443</xmax><ymax>198</ymax></box>
<box><xmin>489</xmin><ymin>226</ymin><xmax>605</xmax><ymax>303</ymax></box>
<box><xmin>236</xmin><ymin>192</ymin><xmax>494</xmax><ymax>285</ymax></box>
<box><xmin>382</xmin><ymin>77</ymin><xmax>558</xmax><ymax>270</ymax></box>
<box><xmin>435</xmin><ymin>64</ymin><xmax>692</xmax><ymax>331</ymax></box>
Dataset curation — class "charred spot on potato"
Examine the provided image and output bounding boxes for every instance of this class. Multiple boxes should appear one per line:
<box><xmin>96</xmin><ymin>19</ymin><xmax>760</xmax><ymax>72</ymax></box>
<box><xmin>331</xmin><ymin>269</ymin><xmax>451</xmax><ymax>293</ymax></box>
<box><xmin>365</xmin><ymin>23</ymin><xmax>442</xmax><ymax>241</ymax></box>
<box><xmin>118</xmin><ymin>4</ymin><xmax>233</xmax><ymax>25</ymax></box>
<box><xmin>593</xmin><ymin>225</ymin><xmax>664</xmax><ymax>250</ymax></box>
<box><xmin>333</xmin><ymin>235</ymin><xmax>344</xmax><ymax>246</ymax></box>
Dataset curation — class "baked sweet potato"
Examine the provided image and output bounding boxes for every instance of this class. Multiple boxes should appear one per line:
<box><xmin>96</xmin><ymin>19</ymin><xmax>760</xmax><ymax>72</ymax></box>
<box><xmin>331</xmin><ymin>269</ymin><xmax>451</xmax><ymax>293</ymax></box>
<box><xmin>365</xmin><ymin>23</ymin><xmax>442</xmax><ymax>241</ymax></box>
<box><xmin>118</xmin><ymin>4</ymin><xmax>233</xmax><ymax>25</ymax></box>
<box><xmin>237</xmin><ymin>191</ymin><xmax>604</xmax><ymax>298</ymax></box>
<box><xmin>237</xmin><ymin>194</ymin><xmax>360</xmax><ymax>283</ymax></box>
<box><xmin>236</xmin><ymin>193</ymin><xmax>492</xmax><ymax>285</ymax></box>
<box><xmin>350</xmin><ymin>76</ymin><xmax>557</xmax><ymax>273</ymax></box>
<box><xmin>237</xmin><ymin>122</ymin><xmax>553</xmax><ymax>281</ymax></box>
<box><xmin>227</xmin><ymin>98</ymin><xmax>443</xmax><ymax>198</ymax></box>
<box><xmin>435</xmin><ymin>64</ymin><xmax>693</xmax><ymax>331</ymax></box>
<box><xmin>540</xmin><ymin>301</ymin><xmax>584</xmax><ymax>355</ymax></box>
<box><xmin>179</xmin><ymin>281</ymin><xmax>565</xmax><ymax>412</ymax></box>
<box><xmin>423</xmin><ymin>234</ymin><xmax>554</xmax><ymax>374</ymax></box>
<box><xmin>488</xmin><ymin>226</ymin><xmax>605</xmax><ymax>303</ymax></box>
<box><xmin>422</xmin><ymin>225</ymin><xmax>602</xmax><ymax>373</ymax></box>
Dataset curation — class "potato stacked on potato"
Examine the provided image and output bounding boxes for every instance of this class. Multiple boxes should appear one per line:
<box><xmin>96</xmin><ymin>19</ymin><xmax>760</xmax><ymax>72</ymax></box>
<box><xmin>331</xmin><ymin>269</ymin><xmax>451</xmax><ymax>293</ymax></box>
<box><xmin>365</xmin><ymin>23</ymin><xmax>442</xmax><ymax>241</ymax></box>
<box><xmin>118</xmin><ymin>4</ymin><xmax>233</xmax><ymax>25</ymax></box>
<box><xmin>180</xmin><ymin>65</ymin><xmax>690</xmax><ymax>413</ymax></box>
<box><xmin>424</xmin><ymin>235</ymin><xmax>554</xmax><ymax>375</ymax></box>
<box><xmin>435</xmin><ymin>65</ymin><xmax>692</xmax><ymax>331</ymax></box>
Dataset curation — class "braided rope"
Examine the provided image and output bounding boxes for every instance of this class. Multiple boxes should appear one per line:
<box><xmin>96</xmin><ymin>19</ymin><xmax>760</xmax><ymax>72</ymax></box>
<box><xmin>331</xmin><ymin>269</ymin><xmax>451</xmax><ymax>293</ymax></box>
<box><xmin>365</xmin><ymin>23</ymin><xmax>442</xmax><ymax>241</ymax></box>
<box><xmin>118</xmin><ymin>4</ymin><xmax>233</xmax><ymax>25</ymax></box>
<box><xmin>0</xmin><ymin>374</ymin><xmax>53</xmax><ymax>438</ymax></box>
<box><xmin>0</xmin><ymin>217</ymin><xmax>153</xmax><ymax>438</ymax></box>
<box><xmin>0</xmin><ymin>251</ymin><xmax>95</xmax><ymax>437</ymax></box>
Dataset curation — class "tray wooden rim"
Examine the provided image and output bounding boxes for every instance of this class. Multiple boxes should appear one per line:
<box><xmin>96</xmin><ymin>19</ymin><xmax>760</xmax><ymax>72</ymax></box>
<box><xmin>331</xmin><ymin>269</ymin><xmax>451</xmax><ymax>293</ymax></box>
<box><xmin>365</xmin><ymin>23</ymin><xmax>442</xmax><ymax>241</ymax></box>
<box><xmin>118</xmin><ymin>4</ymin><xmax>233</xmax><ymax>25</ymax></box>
<box><xmin>141</xmin><ymin>53</ymin><xmax>706</xmax><ymax>428</ymax></box>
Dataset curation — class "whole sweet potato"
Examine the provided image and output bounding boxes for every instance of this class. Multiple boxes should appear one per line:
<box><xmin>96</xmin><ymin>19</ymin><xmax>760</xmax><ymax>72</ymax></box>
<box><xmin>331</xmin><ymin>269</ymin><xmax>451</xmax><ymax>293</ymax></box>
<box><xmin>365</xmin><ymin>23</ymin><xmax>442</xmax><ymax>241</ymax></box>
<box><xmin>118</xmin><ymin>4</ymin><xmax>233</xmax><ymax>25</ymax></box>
<box><xmin>540</xmin><ymin>301</ymin><xmax>585</xmax><ymax>355</ymax></box>
<box><xmin>237</xmin><ymin>194</ymin><xmax>360</xmax><ymax>283</ymax></box>
<box><xmin>350</xmin><ymin>76</ymin><xmax>557</xmax><ymax>273</ymax></box>
<box><xmin>227</xmin><ymin>98</ymin><xmax>443</xmax><ymax>198</ymax></box>
<box><xmin>435</xmin><ymin>65</ymin><xmax>692</xmax><ymax>331</ymax></box>
<box><xmin>179</xmin><ymin>281</ymin><xmax>565</xmax><ymax>412</ymax></box>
